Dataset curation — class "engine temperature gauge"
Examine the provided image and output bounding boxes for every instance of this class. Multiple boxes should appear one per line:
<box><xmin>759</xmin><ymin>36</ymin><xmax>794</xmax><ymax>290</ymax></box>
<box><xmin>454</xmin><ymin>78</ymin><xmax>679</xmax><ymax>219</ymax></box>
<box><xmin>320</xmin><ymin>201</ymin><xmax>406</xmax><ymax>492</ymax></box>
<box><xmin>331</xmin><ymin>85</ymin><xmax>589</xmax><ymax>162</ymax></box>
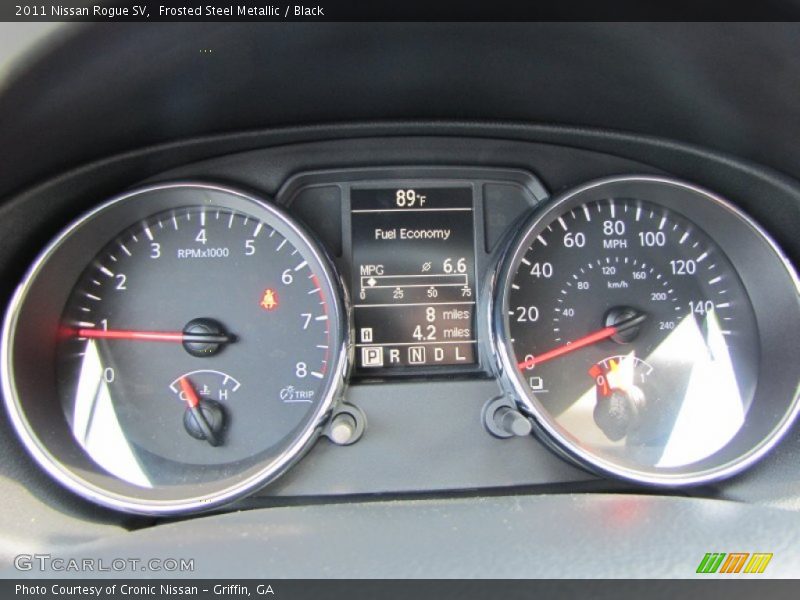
<box><xmin>169</xmin><ymin>369</ymin><xmax>242</xmax><ymax>405</ymax></box>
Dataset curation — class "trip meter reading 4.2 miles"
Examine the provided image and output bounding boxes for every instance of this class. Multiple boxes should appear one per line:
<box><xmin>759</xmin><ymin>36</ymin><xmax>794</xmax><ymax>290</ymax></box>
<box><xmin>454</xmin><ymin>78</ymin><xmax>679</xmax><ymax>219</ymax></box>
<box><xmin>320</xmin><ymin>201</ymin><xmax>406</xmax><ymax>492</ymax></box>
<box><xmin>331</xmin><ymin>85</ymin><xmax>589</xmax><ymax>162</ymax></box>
<box><xmin>351</xmin><ymin>187</ymin><xmax>477</xmax><ymax>372</ymax></box>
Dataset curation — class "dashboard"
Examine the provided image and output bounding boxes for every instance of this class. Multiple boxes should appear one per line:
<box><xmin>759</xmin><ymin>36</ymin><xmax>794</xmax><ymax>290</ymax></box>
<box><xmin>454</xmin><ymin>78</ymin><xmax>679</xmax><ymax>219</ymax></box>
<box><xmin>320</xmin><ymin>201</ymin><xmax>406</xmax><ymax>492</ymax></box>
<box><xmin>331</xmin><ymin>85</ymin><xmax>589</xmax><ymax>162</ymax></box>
<box><xmin>1</xmin><ymin>22</ymin><xmax>800</xmax><ymax>578</ymax></box>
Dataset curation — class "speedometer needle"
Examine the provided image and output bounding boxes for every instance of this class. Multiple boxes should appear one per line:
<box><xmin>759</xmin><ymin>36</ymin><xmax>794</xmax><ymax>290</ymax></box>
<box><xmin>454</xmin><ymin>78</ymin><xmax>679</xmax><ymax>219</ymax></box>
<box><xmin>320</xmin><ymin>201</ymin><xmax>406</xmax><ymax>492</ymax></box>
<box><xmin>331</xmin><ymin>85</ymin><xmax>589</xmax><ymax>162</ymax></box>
<box><xmin>517</xmin><ymin>312</ymin><xmax>647</xmax><ymax>370</ymax></box>
<box><xmin>76</xmin><ymin>328</ymin><xmax>232</xmax><ymax>344</ymax></box>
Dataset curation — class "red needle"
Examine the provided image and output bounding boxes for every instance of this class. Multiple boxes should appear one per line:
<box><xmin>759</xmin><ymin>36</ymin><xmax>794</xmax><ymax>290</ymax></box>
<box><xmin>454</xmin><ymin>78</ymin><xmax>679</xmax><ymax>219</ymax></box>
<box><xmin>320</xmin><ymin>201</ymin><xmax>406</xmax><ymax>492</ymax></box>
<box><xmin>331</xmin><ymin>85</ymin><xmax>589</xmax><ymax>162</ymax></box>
<box><xmin>76</xmin><ymin>328</ymin><xmax>231</xmax><ymax>343</ymax></box>
<box><xmin>78</xmin><ymin>329</ymin><xmax>184</xmax><ymax>342</ymax></box>
<box><xmin>178</xmin><ymin>376</ymin><xmax>220</xmax><ymax>447</ymax></box>
<box><xmin>517</xmin><ymin>312</ymin><xmax>647</xmax><ymax>370</ymax></box>
<box><xmin>517</xmin><ymin>326</ymin><xmax>618</xmax><ymax>370</ymax></box>
<box><xmin>178</xmin><ymin>376</ymin><xmax>200</xmax><ymax>408</ymax></box>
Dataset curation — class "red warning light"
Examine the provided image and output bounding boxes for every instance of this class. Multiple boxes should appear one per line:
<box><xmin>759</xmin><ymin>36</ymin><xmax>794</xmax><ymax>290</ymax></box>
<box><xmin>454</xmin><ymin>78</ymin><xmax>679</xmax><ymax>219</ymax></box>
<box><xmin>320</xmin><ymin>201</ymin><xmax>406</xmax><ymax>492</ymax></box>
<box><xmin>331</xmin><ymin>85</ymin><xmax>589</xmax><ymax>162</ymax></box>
<box><xmin>260</xmin><ymin>288</ymin><xmax>279</xmax><ymax>311</ymax></box>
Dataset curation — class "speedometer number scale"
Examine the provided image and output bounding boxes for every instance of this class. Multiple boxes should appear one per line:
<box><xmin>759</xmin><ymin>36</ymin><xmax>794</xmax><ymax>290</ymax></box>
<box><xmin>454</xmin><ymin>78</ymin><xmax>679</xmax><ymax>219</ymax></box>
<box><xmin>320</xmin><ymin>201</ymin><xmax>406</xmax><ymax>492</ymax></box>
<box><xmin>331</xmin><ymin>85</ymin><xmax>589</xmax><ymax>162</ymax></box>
<box><xmin>508</xmin><ymin>199</ymin><xmax>757</xmax><ymax>467</ymax></box>
<box><xmin>494</xmin><ymin>177</ymin><xmax>800</xmax><ymax>485</ymax></box>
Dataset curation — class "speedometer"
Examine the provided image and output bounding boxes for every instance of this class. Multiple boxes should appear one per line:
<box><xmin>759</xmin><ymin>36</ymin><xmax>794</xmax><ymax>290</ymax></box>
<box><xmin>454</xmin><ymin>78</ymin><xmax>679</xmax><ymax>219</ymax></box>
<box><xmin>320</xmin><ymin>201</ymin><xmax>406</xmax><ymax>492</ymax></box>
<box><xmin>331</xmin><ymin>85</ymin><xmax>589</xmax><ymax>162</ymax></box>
<box><xmin>493</xmin><ymin>176</ymin><xmax>800</xmax><ymax>485</ymax></box>
<box><xmin>2</xmin><ymin>182</ymin><xmax>348</xmax><ymax>514</ymax></box>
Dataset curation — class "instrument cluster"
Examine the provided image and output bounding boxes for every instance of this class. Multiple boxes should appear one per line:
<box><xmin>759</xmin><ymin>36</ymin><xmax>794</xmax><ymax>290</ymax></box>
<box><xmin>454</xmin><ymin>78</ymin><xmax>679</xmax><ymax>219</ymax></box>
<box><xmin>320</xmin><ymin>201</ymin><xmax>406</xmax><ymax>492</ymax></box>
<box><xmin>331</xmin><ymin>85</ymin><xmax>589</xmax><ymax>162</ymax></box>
<box><xmin>2</xmin><ymin>167</ymin><xmax>799</xmax><ymax>514</ymax></box>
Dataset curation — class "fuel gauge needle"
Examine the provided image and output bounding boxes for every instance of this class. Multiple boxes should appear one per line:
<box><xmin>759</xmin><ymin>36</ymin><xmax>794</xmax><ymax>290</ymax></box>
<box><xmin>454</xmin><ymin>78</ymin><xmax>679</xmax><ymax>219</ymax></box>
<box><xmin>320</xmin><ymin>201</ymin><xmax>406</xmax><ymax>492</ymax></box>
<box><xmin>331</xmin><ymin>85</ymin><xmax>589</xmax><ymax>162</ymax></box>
<box><xmin>179</xmin><ymin>376</ymin><xmax>220</xmax><ymax>447</ymax></box>
<box><xmin>517</xmin><ymin>312</ymin><xmax>647</xmax><ymax>370</ymax></box>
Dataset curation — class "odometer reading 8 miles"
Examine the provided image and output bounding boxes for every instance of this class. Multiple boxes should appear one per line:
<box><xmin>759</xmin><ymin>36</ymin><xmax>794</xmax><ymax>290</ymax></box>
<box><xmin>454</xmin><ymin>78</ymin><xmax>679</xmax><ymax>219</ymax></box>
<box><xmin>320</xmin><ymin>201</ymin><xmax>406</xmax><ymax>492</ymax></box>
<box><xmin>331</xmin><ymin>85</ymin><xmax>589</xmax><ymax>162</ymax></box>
<box><xmin>498</xmin><ymin>182</ymin><xmax>762</xmax><ymax>479</ymax></box>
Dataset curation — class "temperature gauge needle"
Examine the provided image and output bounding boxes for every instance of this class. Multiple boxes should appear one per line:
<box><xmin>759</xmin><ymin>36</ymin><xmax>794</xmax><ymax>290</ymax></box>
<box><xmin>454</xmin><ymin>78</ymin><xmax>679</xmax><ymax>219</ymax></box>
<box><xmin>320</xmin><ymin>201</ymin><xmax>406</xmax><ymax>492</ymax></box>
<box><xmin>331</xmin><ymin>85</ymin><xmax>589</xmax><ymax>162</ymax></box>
<box><xmin>179</xmin><ymin>376</ymin><xmax>220</xmax><ymax>447</ymax></box>
<box><xmin>76</xmin><ymin>328</ymin><xmax>232</xmax><ymax>344</ymax></box>
<box><xmin>517</xmin><ymin>312</ymin><xmax>647</xmax><ymax>370</ymax></box>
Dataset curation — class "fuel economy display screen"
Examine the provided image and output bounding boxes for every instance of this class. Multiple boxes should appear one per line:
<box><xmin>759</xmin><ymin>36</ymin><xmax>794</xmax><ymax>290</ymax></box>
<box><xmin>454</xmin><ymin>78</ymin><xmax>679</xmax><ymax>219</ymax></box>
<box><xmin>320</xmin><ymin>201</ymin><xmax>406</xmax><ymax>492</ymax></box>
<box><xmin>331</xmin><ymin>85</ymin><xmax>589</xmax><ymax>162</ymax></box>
<box><xmin>350</xmin><ymin>186</ymin><xmax>477</xmax><ymax>372</ymax></box>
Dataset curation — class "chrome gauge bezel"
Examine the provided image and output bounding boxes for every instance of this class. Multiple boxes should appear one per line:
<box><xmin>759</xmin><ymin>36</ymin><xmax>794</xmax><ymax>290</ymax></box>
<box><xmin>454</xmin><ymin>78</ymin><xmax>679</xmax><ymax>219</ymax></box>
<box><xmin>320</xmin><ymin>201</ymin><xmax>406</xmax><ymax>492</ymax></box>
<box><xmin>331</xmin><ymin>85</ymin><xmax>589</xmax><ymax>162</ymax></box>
<box><xmin>492</xmin><ymin>175</ymin><xmax>800</xmax><ymax>486</ymax></box>
<box><xmin>1</xmin><ymin>182</ymin><xmax>350</xmax><ymax>515</ymax></box>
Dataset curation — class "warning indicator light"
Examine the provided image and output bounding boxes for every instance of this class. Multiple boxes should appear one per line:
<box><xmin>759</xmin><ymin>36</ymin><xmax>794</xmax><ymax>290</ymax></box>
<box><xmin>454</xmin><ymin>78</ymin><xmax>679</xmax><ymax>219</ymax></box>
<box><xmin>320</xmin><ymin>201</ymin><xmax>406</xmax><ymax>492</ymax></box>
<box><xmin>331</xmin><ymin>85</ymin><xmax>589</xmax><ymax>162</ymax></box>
<box><xmin>260</xmin><ymin>288</ymin><xmax>279</xmax><ymax>311</ymax></box>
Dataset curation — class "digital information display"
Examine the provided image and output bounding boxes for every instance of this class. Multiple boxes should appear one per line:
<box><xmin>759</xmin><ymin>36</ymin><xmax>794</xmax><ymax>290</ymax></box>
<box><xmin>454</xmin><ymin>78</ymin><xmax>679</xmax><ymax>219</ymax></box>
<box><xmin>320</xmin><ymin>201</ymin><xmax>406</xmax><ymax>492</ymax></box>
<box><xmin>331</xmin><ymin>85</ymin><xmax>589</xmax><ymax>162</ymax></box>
<box><xmin>351</xmin><ymin>186</ymin><xmax>477</xmax><ymax>371</ymax></box>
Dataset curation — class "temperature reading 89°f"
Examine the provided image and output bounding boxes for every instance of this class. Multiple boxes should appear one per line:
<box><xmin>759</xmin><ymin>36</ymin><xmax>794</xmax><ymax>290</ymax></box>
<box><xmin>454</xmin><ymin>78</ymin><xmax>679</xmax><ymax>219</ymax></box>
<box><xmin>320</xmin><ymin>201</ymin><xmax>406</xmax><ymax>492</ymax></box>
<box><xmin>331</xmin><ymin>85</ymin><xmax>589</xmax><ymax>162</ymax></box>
<box><xmin>395</xmin><ymin>189</ymin><xmax>426</xmax><ymax>207</ymax></box>
<box><xmin>351</xmin><ymin>186</ymin><xmax>477</xmax><ymax>372</ymax></box>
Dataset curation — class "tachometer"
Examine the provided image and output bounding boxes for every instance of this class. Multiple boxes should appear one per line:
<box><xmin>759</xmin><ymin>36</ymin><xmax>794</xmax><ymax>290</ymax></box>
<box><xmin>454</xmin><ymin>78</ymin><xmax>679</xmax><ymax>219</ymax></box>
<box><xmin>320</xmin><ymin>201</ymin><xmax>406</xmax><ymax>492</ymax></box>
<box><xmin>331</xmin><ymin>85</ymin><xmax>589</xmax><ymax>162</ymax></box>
<box><xmin>493</xmin><ymin>176</ymin><xmax>800</xmax><ymax>485</ymax></box>
<box><xmin>2</xmin><ymin>182</ymin><xmax>348</xmax><ymax>514</ymax></box>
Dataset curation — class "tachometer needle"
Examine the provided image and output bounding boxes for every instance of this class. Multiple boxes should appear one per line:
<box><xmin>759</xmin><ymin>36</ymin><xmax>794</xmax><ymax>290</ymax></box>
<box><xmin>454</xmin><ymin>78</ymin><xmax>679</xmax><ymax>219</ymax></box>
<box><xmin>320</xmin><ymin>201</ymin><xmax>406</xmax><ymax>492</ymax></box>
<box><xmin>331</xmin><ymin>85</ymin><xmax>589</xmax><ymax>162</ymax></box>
<box><xmin>76</xmin><ymin>328</ymin><xmax>232</xmax><ymax>344</ymax></box>
<box><xmin>179</xmin><ymin>376</ymin><xmax>220</xmax><ymax>447</ymax></box>
<box><xmin>517</xmin><ymin>313</ymin><xmax>647</xmax><ymax>370</ymax></box>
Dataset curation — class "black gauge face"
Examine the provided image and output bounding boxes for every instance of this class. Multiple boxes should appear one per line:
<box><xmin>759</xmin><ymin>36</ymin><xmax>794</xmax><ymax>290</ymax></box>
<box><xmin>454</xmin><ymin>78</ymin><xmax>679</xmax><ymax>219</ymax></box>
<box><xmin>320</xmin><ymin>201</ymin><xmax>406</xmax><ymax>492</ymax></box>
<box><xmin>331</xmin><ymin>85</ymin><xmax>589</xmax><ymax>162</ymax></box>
<box><xmin>494</xmin><ymin>175</ymin><xmax>800</xmax><ymax>485</ymax></box>
<box><xmin>58</xmin><ymin>206</ymin><xmax>333</xmax><ymax>482</ymax></box>
<box><xmin>2</xmin><ymin>184</ymin><xmax>347</xmax><ymax>514</ymax></box>
<box><xmin>505</xmin><ymin>198</ymin><xmax>759</xmax><ymax>469</ymax></box>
